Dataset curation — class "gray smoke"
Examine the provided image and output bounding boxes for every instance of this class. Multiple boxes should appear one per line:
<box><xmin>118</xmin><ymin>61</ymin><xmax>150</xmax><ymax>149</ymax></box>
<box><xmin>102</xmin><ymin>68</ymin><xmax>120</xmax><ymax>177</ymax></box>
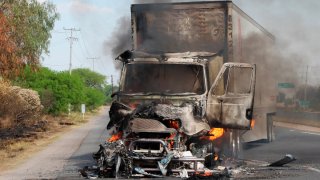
<box><xmin>134</xmin><ymin>0</ymin><xmax>219</xmax><ymax>3</ymax></box>
<box><xmin>241</xmin><ymin>32</ymin><xmax>302</xmax><ymax>106</ymax></box>
<box><xmin>103</xmin><ymin>16</ymin><xmax>131</xmax><ymax>69</ymax></box>
<box><xmin>234</xmin><ymin>0</ymin><xmax>320</xmax><ymax>86</ymax></box>
<box><xmin>134</xmin><ymin>0</ymin><xmax>173</xmax><ymax>3</ymax></box>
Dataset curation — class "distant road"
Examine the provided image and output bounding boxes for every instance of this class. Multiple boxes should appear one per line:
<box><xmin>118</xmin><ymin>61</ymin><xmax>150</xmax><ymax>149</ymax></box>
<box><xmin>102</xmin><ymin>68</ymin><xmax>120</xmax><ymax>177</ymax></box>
<box><xmin>0</xmin><ymin>107</ymin><xmax>109</xmax><ymax>180</ymax></box>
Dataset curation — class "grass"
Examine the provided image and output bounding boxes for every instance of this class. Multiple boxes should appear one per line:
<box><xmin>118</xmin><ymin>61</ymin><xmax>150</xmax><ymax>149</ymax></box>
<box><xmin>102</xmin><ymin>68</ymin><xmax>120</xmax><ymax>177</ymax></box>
<box><xmin>0</xmin><ymin>107</ymin><xmax>105</xmax><ymax>172</ymax></box>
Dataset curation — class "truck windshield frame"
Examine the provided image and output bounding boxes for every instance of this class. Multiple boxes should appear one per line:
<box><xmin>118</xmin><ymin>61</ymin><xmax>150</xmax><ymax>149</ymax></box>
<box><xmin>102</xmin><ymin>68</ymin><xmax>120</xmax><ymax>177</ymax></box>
<box><xmin>121</xmin><ymin>62</ymin><xmax>206</xmax><ymax>95</ymax></box>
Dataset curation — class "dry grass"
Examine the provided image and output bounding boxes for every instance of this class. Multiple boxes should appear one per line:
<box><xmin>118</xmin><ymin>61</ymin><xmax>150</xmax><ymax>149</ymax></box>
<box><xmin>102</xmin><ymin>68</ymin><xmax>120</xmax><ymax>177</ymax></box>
<box><xmin>0</xmin><ymin>81</ymin><xmax>42</xmax><ymax>129</ymax></box>
<box><xmin>0</xmin><ymin>130</ymin><xmax>63</xmax><ymax>171</ymax></box>
<box><xmin>0</xmin><ymin>107</ymin><xmax>104</xmax><ymax>172</ymax></box>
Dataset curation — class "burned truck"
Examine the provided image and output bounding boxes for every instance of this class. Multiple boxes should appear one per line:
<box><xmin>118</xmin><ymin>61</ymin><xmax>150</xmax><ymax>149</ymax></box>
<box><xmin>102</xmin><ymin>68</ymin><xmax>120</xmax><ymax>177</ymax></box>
<box><xmin>92</xmin><ymin>1</ymin><xmax>276</xmax><ymax>178</ymax></box>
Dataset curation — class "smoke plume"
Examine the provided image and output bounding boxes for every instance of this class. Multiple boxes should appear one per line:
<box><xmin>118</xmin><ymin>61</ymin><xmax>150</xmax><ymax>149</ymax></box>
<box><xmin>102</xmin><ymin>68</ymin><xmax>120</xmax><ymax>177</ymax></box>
<box><xmin>103</xmin><ymin>16</ymin><xmax>131</xmax><ymax>69</ymax></box>
<box><xmin>241</xmin><ymin>32</ymin><xmax>302</xmax><ymax>107</ymax></box>
<box><xmin>134</xmin><ymin>0</ymin><xmax>218</xmax><ymax>3</ymax></box>
<box><xmin>234</xmin><ymin>0</ymin><xmax>320</xmax><ymax>86</ymax></box>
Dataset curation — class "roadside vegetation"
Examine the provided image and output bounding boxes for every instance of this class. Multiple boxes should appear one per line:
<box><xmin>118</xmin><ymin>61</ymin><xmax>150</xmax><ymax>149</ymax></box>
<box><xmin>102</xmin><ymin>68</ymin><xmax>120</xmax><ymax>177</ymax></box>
<box><xmin>15</xmin><ymin>67</ymin><xmax>112</xmax><ymax>115</ymax></box>
<box><xmin>0</xmin><ymin>0</ymin><xmax>113</xmax><ymax>170</ymax></box>
<box><xmin>277</xmin><ymin>85</ymin><xmax>320</xmax><ymax>111</ymax></box>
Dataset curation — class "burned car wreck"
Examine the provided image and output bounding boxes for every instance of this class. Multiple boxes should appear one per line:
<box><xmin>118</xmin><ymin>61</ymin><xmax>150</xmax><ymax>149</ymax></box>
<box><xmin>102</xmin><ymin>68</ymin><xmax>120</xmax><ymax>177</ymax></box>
<box><xmin>80</xmin><ymin>50</ymin><xmax>256</xmax><ymax>178</ymax></box>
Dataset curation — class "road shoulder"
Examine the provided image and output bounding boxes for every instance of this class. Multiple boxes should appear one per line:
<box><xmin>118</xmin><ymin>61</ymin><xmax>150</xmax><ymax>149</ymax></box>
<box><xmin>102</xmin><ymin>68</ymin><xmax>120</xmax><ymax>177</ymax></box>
<box><xmin>274</xmin><ymin>121</ymin><xmax>320</xmax><ymax>133</ymax></box>
<box><xmin>0</xmin><ymin>107</ymin><xmax>109</xmax><ymax>180</ymax></box>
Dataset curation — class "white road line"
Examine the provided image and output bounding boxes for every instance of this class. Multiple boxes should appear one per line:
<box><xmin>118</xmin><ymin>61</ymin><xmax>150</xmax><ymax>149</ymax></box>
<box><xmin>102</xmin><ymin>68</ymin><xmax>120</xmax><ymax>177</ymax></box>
<box><xmin>274</xmin><ymin>121</ymin><xmax>320</xmax><ymax>133</ymax></box>
<box><xmin>307</xmin><ymin>167</ymin><xmax>320</xmax><ymax>173</ymax></box>
<box><xmin>301</xmin><ymin>131</ymin><xmax>320</xmax><ymax>136</ymax></box>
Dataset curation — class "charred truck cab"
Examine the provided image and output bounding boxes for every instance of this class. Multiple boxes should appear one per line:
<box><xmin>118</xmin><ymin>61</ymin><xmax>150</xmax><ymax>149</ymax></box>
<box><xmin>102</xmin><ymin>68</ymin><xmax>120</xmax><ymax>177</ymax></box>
<box><xmin>93</xmin><ymin>1</ymin><xmax>275</xmax><ymax>178</ymax></box>
<box><xmin>104</xmin><ymin>52</ymin><xmax>255</xmax><ymax>177</ymax></box>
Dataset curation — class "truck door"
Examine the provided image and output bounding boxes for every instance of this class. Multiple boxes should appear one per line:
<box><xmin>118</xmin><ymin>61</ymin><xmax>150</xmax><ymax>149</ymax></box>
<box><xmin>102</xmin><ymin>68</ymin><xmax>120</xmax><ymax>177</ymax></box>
<box><xmin>206</xmin><ymin>63</ymin><xmax>256</xmax><ymax>129</ymax></box>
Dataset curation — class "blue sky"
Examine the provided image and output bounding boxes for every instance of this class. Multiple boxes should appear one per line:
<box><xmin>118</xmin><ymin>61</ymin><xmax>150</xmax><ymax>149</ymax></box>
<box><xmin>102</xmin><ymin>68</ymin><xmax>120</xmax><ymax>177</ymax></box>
<box><xmin>39</xmin><ymin>0</ymin><xmax>320</xmax><ymax>85</ymax></box>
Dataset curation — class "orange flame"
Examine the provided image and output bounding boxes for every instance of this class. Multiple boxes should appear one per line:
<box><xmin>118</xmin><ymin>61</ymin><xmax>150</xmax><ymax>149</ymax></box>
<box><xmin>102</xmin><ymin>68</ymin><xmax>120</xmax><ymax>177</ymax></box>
<box><xmin>200</xmin><ymin>128</ymin><xmax>224</xmax><ymax>141</ymax></box>
<box><xmin>214</xmin><ymin>153</ymin><xmax>219</xmax><ymax>161</ymax></box>
<box><xmin>108</xmin><ymin>131</ymin><xmax>123</xmax><ymax>142</ymax></box>
<box><xmin>165</xmin><ymin>133</ymin><xmax>176</xmax><ymax>149</ymax></box>
<box><xmin>129</xmin><ymin>102</ymin><xmax>138</xmax><ymax>109</ymax></box>
<box><xmin>168</xmin><ymin>120</ymin><xmax>179</xmax><ymax>129</ymax></box>
<box><xmin>167</xmin><ymin>133</ymin><xmax>176</xmax><ymax>140</ymax></box>
<box><xmin>203</xmin><ymin>171</ymin><xmax>213</xmax><ymax>176</ymax></box>
<box><xmin>250</xmin><ymin>119</ymin><xmax>255</xmax><ymax>129</ymax></box>
<box><xmin>196</xmin><ymin>171</ymin><xmax>213</xmax><ymax>177</ymax></box>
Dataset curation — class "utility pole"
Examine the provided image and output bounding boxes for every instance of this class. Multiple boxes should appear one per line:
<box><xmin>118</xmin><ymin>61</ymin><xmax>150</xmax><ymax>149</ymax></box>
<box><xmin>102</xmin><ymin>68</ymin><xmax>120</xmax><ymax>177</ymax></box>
<box><xmin>64</xmin><ymin>27</ymin><xmax>80</xmax><ymax>75</ymax></box>
<box><xmin>111</xmin><ymin>75</ymin><xmax>114</xmax><ymax>94</ymax></box>
<box><xmin>304</xmin><ymin>65</ymin><xmax>309</xmax><ymax>109</ymax></box>
<box><xmin>87</xmin><ymin>57</ymin><xmax>100</xmax><ymax>71</ymax></box>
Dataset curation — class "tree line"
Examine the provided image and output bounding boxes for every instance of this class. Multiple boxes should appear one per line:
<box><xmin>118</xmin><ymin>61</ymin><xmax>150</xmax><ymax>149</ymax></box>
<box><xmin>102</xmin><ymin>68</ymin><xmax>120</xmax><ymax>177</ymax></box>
<box><xmin>15</xmin><ymin>67</ymin><xmax>112</xmax><ymax>115</ymax></box>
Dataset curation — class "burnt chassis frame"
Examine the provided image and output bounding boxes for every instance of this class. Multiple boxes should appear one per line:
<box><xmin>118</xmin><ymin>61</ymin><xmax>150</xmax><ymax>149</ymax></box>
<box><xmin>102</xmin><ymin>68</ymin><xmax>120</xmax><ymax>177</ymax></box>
<box><xmin>128</xmin><ymin>138</ymin><xmax>207</xmax><ymax>174</ymax></box>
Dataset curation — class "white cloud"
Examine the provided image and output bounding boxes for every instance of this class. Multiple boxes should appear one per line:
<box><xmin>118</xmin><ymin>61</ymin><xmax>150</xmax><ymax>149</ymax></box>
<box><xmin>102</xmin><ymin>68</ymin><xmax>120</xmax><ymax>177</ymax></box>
<box><xmin>70</xmin><ymin>0</ymin><xmax>113</xmax><ymax>14</ymax></box>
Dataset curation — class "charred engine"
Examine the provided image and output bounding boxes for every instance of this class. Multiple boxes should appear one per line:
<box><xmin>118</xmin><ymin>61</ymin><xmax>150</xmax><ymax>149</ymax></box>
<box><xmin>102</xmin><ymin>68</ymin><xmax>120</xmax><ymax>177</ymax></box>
<box><xmin>91</xmin><ymin>101</ymin><xmax>227</xmax><ymax>178</ymax></box>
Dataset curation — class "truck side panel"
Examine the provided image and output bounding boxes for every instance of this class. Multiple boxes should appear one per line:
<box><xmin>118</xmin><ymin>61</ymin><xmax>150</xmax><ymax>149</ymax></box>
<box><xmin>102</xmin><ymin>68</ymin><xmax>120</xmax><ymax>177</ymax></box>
<box><xmin>131</xmin><ymin>3</ymin><xmax>226</xmax><ymax>53</ymax></box>
<box><xmin>229</xmin><ymin>4</ymin><xmax>276</xmax><ymax>141</ymax></box>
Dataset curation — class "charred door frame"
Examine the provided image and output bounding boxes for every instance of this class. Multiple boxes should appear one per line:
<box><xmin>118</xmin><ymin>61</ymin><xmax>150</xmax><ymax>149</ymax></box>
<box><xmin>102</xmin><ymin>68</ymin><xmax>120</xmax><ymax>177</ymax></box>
<box><xmin>206</xmin><ymin>62</ymin><xmax>256</xmax><ymax>129</ymax></box>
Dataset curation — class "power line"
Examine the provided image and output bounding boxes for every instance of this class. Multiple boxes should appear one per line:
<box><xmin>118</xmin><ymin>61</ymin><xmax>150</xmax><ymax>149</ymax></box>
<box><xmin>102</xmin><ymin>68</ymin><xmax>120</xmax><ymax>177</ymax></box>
<box><xmin>87</xmin><ymin>57</ymin><xmax>100</xmax><ymax>71</ymax></box>
<box><xmin>64</xmin><ymin>27</ymin><xmax>80</xmax><ymax>75</ymax></box>
<box><xmin>77</xmin><ymin>39</ymin><xmax>89</xmax><ymax>60</ymax></box>
<box><xmin>52</xmin><ymin>30</ymin><xmax>67</xmax><ymax>34</ymax></box>
<box><xmin>79</xmin><ymin>31</ymin><xmax>91</xmax><ymax>57</ymax></box>
<box><xmin>304</xmin><ymin>65</ymin><xmax>309</xmax><ymax>109</ymax></box>
<box><xmin>111</xmin><ymin>75</ymin><xmax>114</xmax><ymax>93</ymax></box>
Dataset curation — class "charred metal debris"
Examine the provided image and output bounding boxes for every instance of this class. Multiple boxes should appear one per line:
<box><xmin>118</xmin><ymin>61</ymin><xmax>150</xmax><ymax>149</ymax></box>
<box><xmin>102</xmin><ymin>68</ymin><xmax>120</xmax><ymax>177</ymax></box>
<box><xmin>79</xmin><ymin>101</ymin><xmax>297</xmax><ymax>179</ymax></box>
<box><xmin>80</xmin><ymin>102</ymin><xmax>228</xmax><ymax>179</ymax></box>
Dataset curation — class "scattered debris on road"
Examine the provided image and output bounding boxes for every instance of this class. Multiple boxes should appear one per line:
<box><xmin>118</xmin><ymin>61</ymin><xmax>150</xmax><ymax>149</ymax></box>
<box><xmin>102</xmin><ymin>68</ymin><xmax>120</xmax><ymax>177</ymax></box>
<box><xmin>269</xmin><ymin>154</ymin><xmax>296</xmax><ymax>167</ymax></box>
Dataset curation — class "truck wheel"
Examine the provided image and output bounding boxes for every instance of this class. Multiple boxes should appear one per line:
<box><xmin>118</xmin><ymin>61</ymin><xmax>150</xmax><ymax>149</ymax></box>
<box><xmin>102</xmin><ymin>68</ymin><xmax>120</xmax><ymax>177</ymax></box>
<box><xmin>230</xmin><ymin>129</ymin><xmax>241</xmax><ymax>158</ymax></box>
<box><xmin>222</xmin><ymin>129</ymin><xmax>242</xmax><ymax>159</ymax></box>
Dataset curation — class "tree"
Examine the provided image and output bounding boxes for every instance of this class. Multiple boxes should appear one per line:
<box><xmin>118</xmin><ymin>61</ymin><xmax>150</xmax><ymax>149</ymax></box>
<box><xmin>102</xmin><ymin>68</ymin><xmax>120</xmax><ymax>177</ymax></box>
<box><xmin>0</xmin><ymin>11</ymin><xmax>19</xmax><ymax>78</ymax></box>
<box><xmin>72</xmin><ymin>68</ymin><xmax>110</xmax><ymax>108</ymax></box>
<box><xmin>84</xmin><ymin>87</ymin><xmax>106</xmax><ymax>110</ymax></box>
<box><xmin>295</xmin><ymin>85</ymin><xmax>320</xmax><ymax>111</ymax></box>
<box><xmin>15</xmin><ymin>67</ymin><xmax>109</xmax><ymax>114</ymax></box>
<box><xmin>0</xmin><ymin>0</ymin><xmax>59</xmax><ymax>78</ymax></box>
<box><xmin>16</xmin><ymin>67</ymin><xmax>86</xmax><ymax>115</ymax></box>
<box><xmin>72</xmin><ymin>68</ymin><xmax>106</xmax><ymax>90</ymax></box>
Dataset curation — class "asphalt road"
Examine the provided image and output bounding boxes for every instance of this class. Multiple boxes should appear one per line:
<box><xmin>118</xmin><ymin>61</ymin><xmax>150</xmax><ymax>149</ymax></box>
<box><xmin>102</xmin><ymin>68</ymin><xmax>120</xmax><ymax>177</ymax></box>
<box><xmin>0</xmin><ymin>107</ymin><xmax>109</xmax><ymax>180</ymax></box>
<box><xmin>241</xmin><ymin>125</ymin><xmax>320</xmax><ymax>179</ymax></box>
<box><xmin>1</xmin><ymin>108</ymin><xmax>320</xmax><ymax>179</ymax></box>
<box><xmin>58</xmin><ymin>109</ymin><xmax>109</xmax><ymax>179</ymax></box>
<box><xmin>243</xmin><ymin>126</ymin><xmax>320</xmax><ymax>165</ymax></box>
<box><xmin>57</xmin><ymin>118</ymin><xmax>320</xmax><ymax>180</ymax></box>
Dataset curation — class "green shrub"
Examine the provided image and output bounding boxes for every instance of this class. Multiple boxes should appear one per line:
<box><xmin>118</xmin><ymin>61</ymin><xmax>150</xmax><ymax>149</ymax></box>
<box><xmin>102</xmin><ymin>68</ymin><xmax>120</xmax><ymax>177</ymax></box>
<box><xmin>15</xmin><ymin>67</ymin><xmax>110</xmax><ymax>115</ymax></box>
<box><xmin>85</xmin><ymin>87</ymin><xmax>106</xmax><ymax>110</ymax></box>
